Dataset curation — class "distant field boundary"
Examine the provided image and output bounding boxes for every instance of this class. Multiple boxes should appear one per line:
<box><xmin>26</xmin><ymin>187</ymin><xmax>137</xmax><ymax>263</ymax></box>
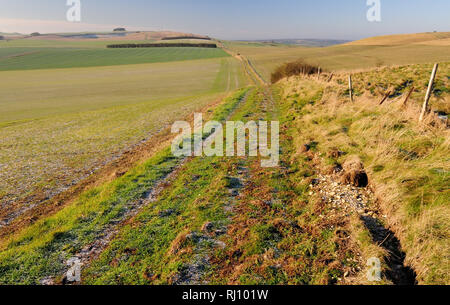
<box><xmin>162</xmin><ymin>36</ymin><xmax>211</xmax><ymax>41</ymax></box>
<box><xmin>107</xmin><ymin>43</ymin><xmax>217</xmax><ymax>48</ymax></box>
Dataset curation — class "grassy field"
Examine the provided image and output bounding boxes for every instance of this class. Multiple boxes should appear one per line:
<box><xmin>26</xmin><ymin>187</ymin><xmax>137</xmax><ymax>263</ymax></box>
<box><xmin>0</xmin><ymin>47</ymin><xmax>228</xmax><ymax>71</ymax></box>
<box><xmin>0</xmin><ymin>57</ymin><xmax>242</xmax><ymax>122</ymax></box>
<box><xmin>0</xmin><ymin>89</ymin><xmax>250</xmax><ymax>284</ymax></box>
<box><xmin>224</xmin><ymin>33</ymin><xmax>450</xmax><ymax>81</ymax></box>
<box><xmin>0</xmin><ymin>37</ymin><xmax>226</xmax><ymax>71</ymax></box>
<box><xmin>0</xmin><ymin>44</ymin><xmax>248</xmax><ymax>213</ymax></box>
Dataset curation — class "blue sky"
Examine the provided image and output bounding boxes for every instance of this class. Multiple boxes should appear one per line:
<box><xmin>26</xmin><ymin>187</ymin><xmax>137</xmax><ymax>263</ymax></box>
<box><xmin>0</xmin><ymin>0</ymin><xmax>449</xmax><ymax>39</ymax></box>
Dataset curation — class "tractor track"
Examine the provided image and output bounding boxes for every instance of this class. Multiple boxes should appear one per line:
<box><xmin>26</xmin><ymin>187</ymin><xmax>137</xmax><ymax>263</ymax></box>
<box><xmin>55</xmin><ymin>89</ymin><xmax>253</xmax><ymax>285</ymax></box>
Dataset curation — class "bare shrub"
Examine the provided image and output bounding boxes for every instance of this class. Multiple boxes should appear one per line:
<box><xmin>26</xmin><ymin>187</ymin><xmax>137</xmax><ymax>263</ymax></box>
<box><xmin>271</xmin><ymin>60</ymin><xmax>321</xmax><ymax>83</ymax></box>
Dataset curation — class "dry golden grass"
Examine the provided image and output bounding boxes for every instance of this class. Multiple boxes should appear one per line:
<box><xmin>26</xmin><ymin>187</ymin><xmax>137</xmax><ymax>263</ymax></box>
<box><xmin>346</xmin><ymin>32</ymin><xmax>450</xmax><ymax>46</ymax></box>
<box><xmin>415</xmin><ymin>37</ymin><xmax>450</xmax><ymax>46</ymax></box>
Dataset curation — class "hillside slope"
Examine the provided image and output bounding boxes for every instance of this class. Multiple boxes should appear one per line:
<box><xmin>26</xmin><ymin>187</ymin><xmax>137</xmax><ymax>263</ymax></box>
<box><xmin>226</xmin><ymin>32</ymin><xmax>450</xmax><ymax>80</ymax></box>
<box><xmin>346</xmin><ymin>32</ymin><xmax>450</xmax><ymax>46</ymax></box>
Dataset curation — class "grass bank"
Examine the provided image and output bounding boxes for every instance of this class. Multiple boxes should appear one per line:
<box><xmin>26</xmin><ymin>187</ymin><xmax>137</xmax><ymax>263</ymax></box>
<box><xmin>277</xmin><ymin>62</ymin><xmax>449</xmax><ymax>284</ymax></box>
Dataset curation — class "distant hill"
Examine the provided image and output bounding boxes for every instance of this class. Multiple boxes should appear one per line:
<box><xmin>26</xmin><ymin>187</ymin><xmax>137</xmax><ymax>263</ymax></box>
<box><xmin>347</xmin><ymin>32</ymin><xmax>450</xmax><ymax>46</ymax></box>
<box><xmin>251</xmin><ymin>39</ymin><xmax>350</xmax><ymax>47</ymax></box>
<box><xmin>0</xmin><ymin>32</ymin><xmax>24</xmax><ymax>39</ymax></box>
<box><xmin>0</xmin><ymin>32</ymin><xmax>23</xmax><ymax>36</ymax></box>
<box><xmin>13</xmin><ymin>31</ymin><xmax>211</xmax><ymax>42</ymax></box>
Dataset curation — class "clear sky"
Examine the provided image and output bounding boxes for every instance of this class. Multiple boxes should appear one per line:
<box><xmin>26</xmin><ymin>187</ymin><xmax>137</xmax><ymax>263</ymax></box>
<box><xmin>0</xmin><ymin>0</ymin><xmax>449</xmax><ymax>40</ymax></box>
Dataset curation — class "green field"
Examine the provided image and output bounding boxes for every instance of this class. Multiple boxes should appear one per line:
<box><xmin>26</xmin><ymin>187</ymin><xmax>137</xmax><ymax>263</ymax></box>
<box><xmin>0</xmin><ymin>46</ymin><xmax>228</xmax><ymax>71</ymax></box>
<box><xmin>0</xmin><ymin>40</ymin><xmax>248</xmax><ymax>210</ymax></box>
<box><xmin>0</xmin><ymin>58</ymin><xmax>243</xmax><ymax>122</ymax></box>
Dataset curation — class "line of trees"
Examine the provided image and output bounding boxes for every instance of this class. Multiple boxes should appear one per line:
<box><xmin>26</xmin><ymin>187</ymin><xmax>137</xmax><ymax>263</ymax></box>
<box><xmin>107</xmin><ymin>43</ymin><xmax>217</xmax><ymax>49</ymax></box>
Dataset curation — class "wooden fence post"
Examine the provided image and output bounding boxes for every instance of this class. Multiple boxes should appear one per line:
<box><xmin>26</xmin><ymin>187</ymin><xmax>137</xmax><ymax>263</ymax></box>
<box><xmin>317</xmin><ymin>67</ymin><xmax>321</xmax><ymax>80</ymax></box>
<box><xmin>402</xmin><ymin>86</ymin><xmax>415</xmax><ymax>107</ymax></box>
<box><xmin>419</xmin><ymin>63</ymin><xmax>439</xmax><ymax>122</ymax></box>
<box><xmin>349</xmin><ymin>75</ymin><xmax>353</xmax><ymax>102</ymax></box>
<box><xmin>379</xmin><ymin>90</ymin><xmax>392</xmax><ymax>105</ymax></box>
<box><xmin>327</xmin><ymin>73</ymin><xmax>334</xmax><ymax>82</ymax></box>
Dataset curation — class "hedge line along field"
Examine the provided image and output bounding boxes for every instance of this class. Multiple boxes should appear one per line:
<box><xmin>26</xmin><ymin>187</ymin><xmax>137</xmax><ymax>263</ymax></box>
<box><xmin>0</xmin><ymin>53</ymin><xmax>248</xmax><ymax>220</ymax></box>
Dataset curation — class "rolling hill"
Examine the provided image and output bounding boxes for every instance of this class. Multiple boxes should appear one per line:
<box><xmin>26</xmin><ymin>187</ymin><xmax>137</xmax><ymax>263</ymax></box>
<box><xmin>346</xmin><ymin>32</ymin><xmax>450</xmax><ymax>46</ymax></box>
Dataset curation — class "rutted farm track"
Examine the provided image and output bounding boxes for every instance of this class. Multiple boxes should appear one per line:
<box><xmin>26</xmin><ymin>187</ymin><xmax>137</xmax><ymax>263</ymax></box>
<box><xmin>61</xmin><ymin>90</ymin><xmax>253</xmax><ymax>284</ymax></box>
